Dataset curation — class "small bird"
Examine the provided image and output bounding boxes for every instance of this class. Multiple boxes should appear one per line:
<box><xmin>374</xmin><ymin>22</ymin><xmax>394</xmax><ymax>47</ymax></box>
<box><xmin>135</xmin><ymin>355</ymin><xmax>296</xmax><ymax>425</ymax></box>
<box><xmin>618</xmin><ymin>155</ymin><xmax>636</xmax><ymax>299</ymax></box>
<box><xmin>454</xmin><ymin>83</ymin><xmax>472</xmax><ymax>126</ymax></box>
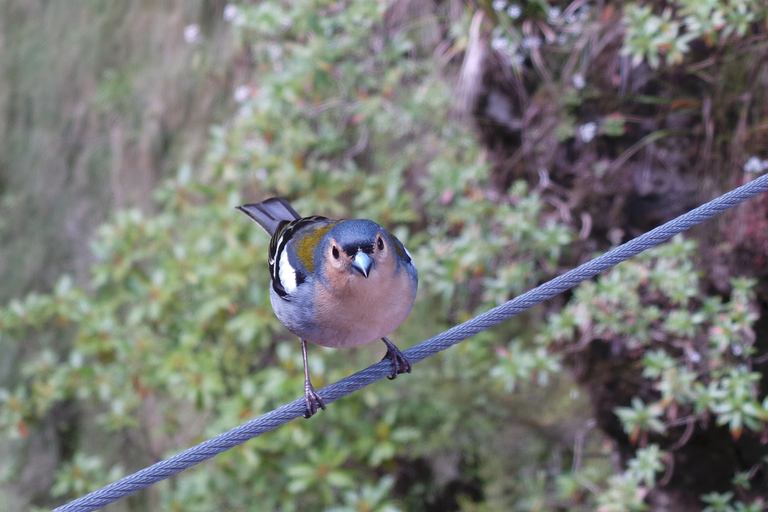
<box><xmin>237</xmin><ymin>198</ymin><xmax>418</xmax><ymax>417</ymax></box>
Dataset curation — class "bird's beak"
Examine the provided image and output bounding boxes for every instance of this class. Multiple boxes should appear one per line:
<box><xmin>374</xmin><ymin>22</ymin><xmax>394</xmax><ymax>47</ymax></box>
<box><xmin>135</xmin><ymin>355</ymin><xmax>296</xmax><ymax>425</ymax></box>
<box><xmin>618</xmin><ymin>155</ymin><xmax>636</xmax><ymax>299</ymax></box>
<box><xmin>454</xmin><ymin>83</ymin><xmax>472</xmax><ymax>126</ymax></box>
<box><xmin>351</xmin><ymin>252</ymin><xmax>374</xmax><ymax>278</ymax></box>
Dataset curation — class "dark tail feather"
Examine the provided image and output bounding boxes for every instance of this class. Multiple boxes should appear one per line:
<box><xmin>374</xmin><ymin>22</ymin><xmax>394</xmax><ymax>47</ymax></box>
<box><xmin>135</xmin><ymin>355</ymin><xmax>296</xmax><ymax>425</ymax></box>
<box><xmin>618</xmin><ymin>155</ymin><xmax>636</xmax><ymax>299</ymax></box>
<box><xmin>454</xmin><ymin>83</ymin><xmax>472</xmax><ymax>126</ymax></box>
<box><xmin>237</xmin><ymin>198</ymin><xmax>301</xmax><ymax>236</ymax></box>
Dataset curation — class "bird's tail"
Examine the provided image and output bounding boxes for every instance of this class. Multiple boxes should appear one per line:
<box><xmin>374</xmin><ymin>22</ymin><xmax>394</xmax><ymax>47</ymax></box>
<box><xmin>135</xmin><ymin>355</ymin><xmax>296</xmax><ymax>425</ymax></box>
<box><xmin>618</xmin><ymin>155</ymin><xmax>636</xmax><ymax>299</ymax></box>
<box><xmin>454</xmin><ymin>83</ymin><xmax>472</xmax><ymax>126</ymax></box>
<box><xmin>237</xmin><ymin>198</ymin><xmax>301</xmax><ymax>236</ymax></box>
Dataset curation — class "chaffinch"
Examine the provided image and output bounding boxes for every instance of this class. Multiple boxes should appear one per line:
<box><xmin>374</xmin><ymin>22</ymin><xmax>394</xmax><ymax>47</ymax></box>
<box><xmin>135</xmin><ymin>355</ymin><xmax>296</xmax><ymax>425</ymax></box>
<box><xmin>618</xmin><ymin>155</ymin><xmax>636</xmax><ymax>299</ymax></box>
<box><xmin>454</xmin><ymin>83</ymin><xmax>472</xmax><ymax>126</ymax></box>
<box><xmin>237</xmin><ymin>198</ymin><xmax>418</xmax><ymax>417</ymax></box>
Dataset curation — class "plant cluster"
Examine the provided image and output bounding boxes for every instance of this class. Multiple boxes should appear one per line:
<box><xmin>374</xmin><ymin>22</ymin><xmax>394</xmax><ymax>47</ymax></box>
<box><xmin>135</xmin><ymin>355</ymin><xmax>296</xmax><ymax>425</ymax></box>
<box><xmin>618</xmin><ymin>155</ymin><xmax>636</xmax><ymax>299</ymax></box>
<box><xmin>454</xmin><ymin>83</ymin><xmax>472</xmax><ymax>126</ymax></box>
<box><xmin>543</xmin><ymin>237</ymin><xmax>766</xmax><ymax>509</ymax></box>
<box><xmin>622</xmin><ymin>0</ymin><xmax>768</xmax><ymax>68</ymax></box>
<box><xmin>486</xmin><ymin>0</ymin><xmax>768</xmax><ymax>71</ymax></box>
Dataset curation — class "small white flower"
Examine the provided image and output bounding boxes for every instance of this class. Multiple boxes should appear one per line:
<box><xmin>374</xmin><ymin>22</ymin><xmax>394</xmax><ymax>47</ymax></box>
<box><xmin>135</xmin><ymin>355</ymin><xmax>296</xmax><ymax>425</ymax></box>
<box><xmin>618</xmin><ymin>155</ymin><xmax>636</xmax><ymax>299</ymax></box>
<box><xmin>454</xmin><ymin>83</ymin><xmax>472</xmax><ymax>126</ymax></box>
<box><xmin>184</xmin><ymin>24</ymin><xmax>201</xmax><ymax>44</ymax></box>
<box><xmin>579</xmin><ymin>122</ymin><xmax>597</xmax><ymax>143</ymax></box>
<box><xmin>573</xmin><ymin>73</ymin><xmax>586</xmax><ymax>89</ymax></box>
<box><xmin>491</xmin><ymin>37</ymin><xmax>510</xmax><ymax>51</ymax></box>
<box><xmin>267</xmin><ymin>43</ymin><xmax>284</xmax><ymax>62</ymax></box>
<box><xmin>234</xmin><ymin>85</ymin><xmax>251</xmax><ymax>103</ymax></box>
<box><xmin>688</xmin><ymin>351</ymin><xmax>701</xmax><ymax>363</ymax></box>
<box><xmin>548</xmin><ymin>6</ymin><xmax>561</xmax><ymax>21</ymax></box>
<box><xmin>521</xmin><ymin>36</ymin><xmax>541</xmax><ymax>49</ymax></box>
<box><xmin>731</xmin><ymin>344</ymin><xmax>743</xmax><ymax>356</ymax></box>
<box><xmin>223</xmin><ymin>4</ymin><xmax>238</xmax><ymax>22</ymax></box>
<box><xmin>492</xmin><ymin>0</ymin><xmax>507</xmax><ymax>11</ymax></box>
<box><xmin>507</xmin><ymin>4</ymin><xmax>522</xmax><ymax>19</ymax></box>
<box><xmin>743</xmin><ymin>156</ymin><xmax>766</xmax><ymax>173</ymax></box>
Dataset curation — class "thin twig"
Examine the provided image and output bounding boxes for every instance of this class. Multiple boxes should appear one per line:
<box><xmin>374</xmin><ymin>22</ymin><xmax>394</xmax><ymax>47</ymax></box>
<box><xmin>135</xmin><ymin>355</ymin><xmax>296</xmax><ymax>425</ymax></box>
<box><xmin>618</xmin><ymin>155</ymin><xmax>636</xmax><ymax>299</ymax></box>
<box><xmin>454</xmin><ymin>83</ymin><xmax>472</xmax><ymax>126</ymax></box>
<box><xmin>572</xmin><ymin>418</ymin><xmax>598</xmax><ymax>472</ymax></box>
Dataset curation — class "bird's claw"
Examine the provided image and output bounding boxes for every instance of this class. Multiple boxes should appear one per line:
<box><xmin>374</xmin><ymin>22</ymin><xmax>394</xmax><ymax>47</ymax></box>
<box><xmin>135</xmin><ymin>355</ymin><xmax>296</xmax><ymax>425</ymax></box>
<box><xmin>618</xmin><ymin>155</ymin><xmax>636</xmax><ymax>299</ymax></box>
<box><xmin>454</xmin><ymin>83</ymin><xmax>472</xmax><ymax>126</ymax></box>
<box><xmin>381</xmin><ymin>337</ymin><xmax>411</xmax><ymax>380</ymax></box>
<box><xmin>303</xmin><ymin>383</ymin><xmax>326</xmax><ymax>419</ymax></box>
<box><xmin>300</xmin><ymin>338</ymin><xmax>326</xmax><ymax>418</ymax></box>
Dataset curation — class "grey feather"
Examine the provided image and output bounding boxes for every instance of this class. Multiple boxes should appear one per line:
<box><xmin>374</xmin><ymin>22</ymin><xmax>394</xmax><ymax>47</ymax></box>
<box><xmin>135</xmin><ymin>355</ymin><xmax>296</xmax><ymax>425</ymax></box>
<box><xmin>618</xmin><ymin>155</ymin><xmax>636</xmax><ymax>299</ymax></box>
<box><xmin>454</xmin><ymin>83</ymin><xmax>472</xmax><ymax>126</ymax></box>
<box><xmin>237</xmin><ymin>198</ymin><xmax>301</xmax><ymax>236</ymax></box>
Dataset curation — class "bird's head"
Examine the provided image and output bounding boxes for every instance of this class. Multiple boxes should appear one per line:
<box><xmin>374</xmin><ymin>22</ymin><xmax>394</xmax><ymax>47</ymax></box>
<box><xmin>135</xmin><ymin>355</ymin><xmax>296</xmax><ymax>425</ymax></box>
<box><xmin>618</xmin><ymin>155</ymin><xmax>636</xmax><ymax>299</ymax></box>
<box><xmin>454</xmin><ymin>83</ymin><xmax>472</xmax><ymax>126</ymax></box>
<box><xmin>320</xmin><ymin>219</ymin><xmax>389</xmax><ymax>280</ymax></box>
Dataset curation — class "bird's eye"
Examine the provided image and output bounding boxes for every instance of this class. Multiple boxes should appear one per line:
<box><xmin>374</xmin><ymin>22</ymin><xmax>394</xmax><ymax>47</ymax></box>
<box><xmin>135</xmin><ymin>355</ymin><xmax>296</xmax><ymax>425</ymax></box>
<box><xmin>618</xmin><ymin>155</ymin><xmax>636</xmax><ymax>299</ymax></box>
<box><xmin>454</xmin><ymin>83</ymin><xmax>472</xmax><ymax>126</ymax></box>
<box><xmin>377</xmin><ymin>236</ymin><xmax>384</xmax><ymax>251</ymax></box>
<box><xmin>332</xmin><ymin>246</ymin><xmax>340</xmax><ymax>259</ymax></box>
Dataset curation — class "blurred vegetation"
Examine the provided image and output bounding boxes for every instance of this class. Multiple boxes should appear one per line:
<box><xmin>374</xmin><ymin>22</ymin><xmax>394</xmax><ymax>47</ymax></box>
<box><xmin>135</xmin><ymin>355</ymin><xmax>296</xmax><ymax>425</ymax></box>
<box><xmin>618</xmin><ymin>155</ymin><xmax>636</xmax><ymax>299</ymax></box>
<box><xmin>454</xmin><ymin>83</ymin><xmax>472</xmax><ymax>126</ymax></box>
<box><xmin>1</xmin><ymin>0</ymin><xmax>768</xmax><ymax>511</ymax></box>
<box><xmin>0</xmin><ymin>0</ymin><xmax>239</xmax><ymax>301</ymax></box>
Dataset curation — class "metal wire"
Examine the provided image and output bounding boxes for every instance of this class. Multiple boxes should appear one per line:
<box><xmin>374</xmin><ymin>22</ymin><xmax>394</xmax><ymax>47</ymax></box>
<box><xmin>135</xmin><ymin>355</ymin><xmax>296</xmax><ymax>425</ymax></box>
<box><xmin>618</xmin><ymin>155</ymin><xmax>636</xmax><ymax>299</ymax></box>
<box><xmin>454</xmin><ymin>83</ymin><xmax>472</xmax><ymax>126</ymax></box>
<box><xmin>53</xmin><ymin>174</ymin><xmax>768</xmax><ymax>512</ymax></box>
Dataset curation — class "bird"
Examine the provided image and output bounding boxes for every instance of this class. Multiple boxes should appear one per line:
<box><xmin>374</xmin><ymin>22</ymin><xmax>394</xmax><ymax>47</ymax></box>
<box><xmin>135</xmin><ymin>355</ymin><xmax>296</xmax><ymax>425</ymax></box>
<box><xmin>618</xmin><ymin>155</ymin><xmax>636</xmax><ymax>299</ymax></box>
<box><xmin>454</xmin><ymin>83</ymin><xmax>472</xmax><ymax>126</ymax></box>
<box><xmin>237</xmin><ymin>198</ymin><xmax>418</xmax><ymax>418</ymax></box>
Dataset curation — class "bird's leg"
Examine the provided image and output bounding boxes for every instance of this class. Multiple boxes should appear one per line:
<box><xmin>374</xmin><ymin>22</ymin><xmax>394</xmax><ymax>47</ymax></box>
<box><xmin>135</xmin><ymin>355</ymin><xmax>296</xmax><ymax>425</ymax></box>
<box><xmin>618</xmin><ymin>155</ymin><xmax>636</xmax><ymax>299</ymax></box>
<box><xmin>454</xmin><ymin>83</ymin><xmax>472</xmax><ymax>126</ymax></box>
<box><xmin>381</xmin><ymin>336</ymin><xmax>411</xmax><ymax>380</ymax></box>
<box><xmin>301</xmin><ymin>338</ymin><xmax>326</xmax><ymax>418</ymax></box>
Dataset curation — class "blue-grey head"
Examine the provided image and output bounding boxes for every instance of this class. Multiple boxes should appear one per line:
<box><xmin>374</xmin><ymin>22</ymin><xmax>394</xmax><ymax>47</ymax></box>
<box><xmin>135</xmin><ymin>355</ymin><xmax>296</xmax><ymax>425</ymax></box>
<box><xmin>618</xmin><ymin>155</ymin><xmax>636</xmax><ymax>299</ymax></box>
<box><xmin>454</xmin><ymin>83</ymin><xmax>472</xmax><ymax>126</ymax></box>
<box><xmin>321</xmin><ymin>219</ymin><xmax>387</xmax><ymax>278</ymax></box>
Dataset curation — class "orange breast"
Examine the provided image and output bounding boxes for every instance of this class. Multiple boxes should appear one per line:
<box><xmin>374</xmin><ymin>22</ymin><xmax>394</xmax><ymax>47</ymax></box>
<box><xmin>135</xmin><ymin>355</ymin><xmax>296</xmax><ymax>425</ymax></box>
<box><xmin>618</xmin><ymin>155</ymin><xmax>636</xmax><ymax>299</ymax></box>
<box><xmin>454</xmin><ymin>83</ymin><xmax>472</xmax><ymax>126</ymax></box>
<box><xmin>306</xmin><ymin>265</ymin><xmax>415</xmax><ymax>348</ymax></box>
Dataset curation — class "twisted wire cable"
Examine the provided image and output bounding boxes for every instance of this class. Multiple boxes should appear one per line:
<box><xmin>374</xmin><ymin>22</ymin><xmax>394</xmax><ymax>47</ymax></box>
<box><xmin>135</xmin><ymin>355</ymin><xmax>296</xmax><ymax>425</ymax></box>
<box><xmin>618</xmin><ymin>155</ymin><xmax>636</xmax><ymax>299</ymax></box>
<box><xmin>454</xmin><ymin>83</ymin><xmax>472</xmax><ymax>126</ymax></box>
<box><xmin>53</xmin><ymin>174</ymin><xmax>768</xmax><ymax>512</ymax></box>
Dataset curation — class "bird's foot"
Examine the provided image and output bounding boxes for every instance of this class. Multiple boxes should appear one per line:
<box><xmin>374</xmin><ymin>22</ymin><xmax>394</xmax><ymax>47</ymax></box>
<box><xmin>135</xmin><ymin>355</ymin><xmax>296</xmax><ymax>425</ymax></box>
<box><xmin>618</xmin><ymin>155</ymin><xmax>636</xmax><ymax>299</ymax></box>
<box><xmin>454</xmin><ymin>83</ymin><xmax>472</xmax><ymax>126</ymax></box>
<box><xmin>381</xmin><ymin>336</ymin><xmax>411</xmax><ymax>380</ymax></box>
<box><xmin>300</xmin><ymin>337</ymin><xmax>326</xmax><ymax>418</ymax></box>
<box><xmin>303</xmin><ymin>383</ymin><xmax>326</xmax><ymax>419</ymax></box>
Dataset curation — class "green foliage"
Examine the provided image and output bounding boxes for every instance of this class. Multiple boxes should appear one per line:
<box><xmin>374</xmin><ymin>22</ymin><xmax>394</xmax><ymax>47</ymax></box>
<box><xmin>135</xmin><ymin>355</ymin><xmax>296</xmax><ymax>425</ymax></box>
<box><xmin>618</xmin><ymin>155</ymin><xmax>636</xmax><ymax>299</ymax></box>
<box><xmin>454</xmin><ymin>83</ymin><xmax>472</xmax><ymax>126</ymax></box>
<box><xmin>621</xmin><ymin>1</ymin><xmax>768</xmax><ymax>68</ymax></box>
<box><xmin>484</xmin><ymin>0</ymin><xmax>764</xmax><ymax>77</ymax></box>
<box><xmin>615</xmin><ymin>398</ymin><xmax>666</xmax><ymax>446</ymax></box>
<box><xmin>326</xmin><ymin>476</ymin><xmax>401</xmax><ymax>512</ymax></box>
<box><xmin>547</xmin><ymin>237</ymin><xmax>765</xmax><ymax>442</ymax></box>
<box><xmin>543</xmin><ymin>237</ymin><xmax>765</xmax><ymax>509</ymax></box>
<box><xmin>0</xmin><ymin>1</ymin><xmax>580</xmax><ymax>510</ymax></box>
<box><xmin>51</xmin><ymin>453</ymin><xmax>124</xmax><ymax>499</ymax></box>
<box><xmin>703</xmin><ymin>492</ymin><xmax>737</xmax><ymax>512</ymax></box>
<box><xmin>595</xmin><ymin>473</ymin><xmax>648</xmax><ymax>512</ymax></box>
<box><xmin>701</xmin><ymin>490</ymin><xmax>766</xmax><ymax>512</ymax></box>
<box><xmin>621</xmin><ymin>4</ymin><xmax>697</xmax><ymax>68</ymax></box>
<box><xmin>2</xmin><ymin>0</ymin><xmax>767</xmax><ymax>511</ymax></box>
<box><xmin>421</xmin><ymin>180</ymin><xmax>572</xmax><ymax>314</ymax></box>
<box><xmin>481</xmin><ymin>0</ymin><xmax>768</xmax><ymax>175</ymax></box>
<box><xmin>627</xmin><ymin>444</ymin><xmax>666</xmax><ymax>488</ymax></box>
<box><xmin>587</xmin><ymin>445</ymin><xmax>665</xmax><ymax>512</ymax></box>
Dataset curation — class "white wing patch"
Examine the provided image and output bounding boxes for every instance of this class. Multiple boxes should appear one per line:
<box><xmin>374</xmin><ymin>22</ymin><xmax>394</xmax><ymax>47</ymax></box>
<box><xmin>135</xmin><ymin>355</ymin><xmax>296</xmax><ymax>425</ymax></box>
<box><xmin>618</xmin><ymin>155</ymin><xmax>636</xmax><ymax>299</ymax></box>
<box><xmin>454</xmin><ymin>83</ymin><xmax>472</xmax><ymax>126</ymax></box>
<box><xmin>403</xmin><ymin>245</ymin><xmax>416</xmax><ymax>270</ymax></box>
<box><xmin>278</xmin><ymin>247</ymin><xmax>298</xmax><ymax>294</ymax></box>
